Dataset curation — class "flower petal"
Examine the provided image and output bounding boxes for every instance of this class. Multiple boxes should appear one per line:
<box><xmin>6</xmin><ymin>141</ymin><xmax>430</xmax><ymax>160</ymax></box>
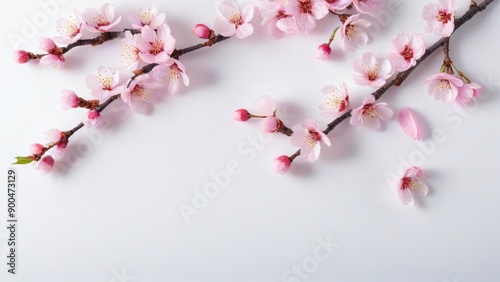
<box><xmin>398</xmin><ymin>107</ymin><xmax>422</xmax><ymax>141</ymax></box>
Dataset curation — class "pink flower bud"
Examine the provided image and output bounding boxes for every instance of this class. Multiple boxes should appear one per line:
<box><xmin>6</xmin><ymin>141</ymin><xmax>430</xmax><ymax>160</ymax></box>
<box><xmin>39</xmin><ymin>37</ymin><xmax>56</xmax><ymax>52</ymax></box>
<box><xmin>13</xmin><ymin>50</ymin><xmax>29</xmax><ymax>64</ymax></box>
<box><xmin>271</xmin><ymin>156</ymin><xmax>292</xmax><ymax>175</ymax></box>
<box><xmin>83</xmin><ymin>110</ymin><xmax>102</xmax><ymax>127</ymax></box>
<box><xmin>35</xmin><ymin>156</ymin><xmax>55</xmax><ymax>175</ymax></box>
<box><xmin>30</xmin><ymin>143</ymin><xmax>44</xmax><ymax>155</ymax></box>
<box><xmin>60</xmin><ymin>89</ymin><xmax>79</xmax><ymax>110</ymax></box>
<box><xmin>260</xmin><ymin>116</ymin><xmax>281</xmax><ymax>133</ymax></box>
<box><xmin>193</xmin><ymin>24</ymin><xmax>211</xmax><ymax>39</ymax></box>
<box><xmin>233</xmin><ymin>109</ymin><xmax>250</xmax><ymax>121</ymax></box>
<box><xmin>316</xmin><ymin>43</ymin><xmax>332</xmax><ymax>61</ymax></box>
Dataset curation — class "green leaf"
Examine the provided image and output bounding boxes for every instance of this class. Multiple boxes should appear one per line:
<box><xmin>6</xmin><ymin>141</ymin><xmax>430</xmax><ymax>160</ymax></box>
<box><xmin>13</xmin><ymin>156</ymin><xmax>33</xmax><ymax>165</ymax></box>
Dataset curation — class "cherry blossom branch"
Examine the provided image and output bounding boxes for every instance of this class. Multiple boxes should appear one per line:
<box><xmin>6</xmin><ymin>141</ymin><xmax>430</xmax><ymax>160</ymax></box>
<box><xmin>31</xmin><ymin>33</ymin><xmax>231</xmax><ymax>161</ymax></box>
<box><xmin>287</xmin><ymin>0</ymin><xmax>495</xmax><ymax>161</ymax></box>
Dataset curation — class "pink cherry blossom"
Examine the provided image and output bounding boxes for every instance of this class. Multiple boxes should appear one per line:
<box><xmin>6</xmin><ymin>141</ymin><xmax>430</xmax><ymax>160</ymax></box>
<box><xmin>455</xmin><ymin>82</ymin><xmax>482</xmax><ymax>106</ymax></box>
<box><xmin>388</xmin><ymin>32</ymin><xmax>425</xmax><ymax>72</ymax></box>
<box><xmin>83</xmin><ymin>110</ymin><xmax>102</xmax><ymax>127</ymax></box>
<box><xmin>316</xmin><ymin>43</ymin><xmax>332</xmax><ymax>61</ymax></box>
<box><xmin>39</xmin><ymin>37</ymin><xmax>56</xmax><ymax>52</ymax></box>
<box><xmin>45</xmin><ymin>129</ymin><xmax>68</xmax><ymax>154</ymax></box>
<box><xmin>325</xmin><ymin>0</ymin><xmax>353</xmax><ymax>12</ymax></box>
<box><xmin>291</xmin><ymin>119</ymin><xmax>331</xmax><ymax>163</ymax></box>
<box><xmin>261</xmin><ymin>116</ymin><xmax>282</xmax><ymax>133</ymax></box>
<box><xmin>233</xmin><ymin>109</ymin><xmax>250</xmax><ymax>121</ymax></box>
<box><xmin>352</xmin><ymin>0</ymin><xmax>384</xmax><ymax>15</ymax></box>
<box><xmin>350</xmin><ymin>95</ymin><xmax>393</xmax><ymax>130</ymax></box>
<box><xmin>136</xmin><ymin>24</ymin><xmax>176</xmax><ymax>64</ymax></box>
<box><xmin>353</xmin><ymin>52</ymin><xmax>393</xmax><ymax>88</ymax></box>
<box><xmin>422</xmin><ymin>0</ymin><xmax>457</xmax><ymax>37</ymax></box>
<box><xmin>253</xmin><ymin>95</ymin><xmax>277</xmax><ymax>116</ymax></box>
<box><xmin>424</xmin><ymin>73</ymin><xmax>463</xmax><ymax>103</ymax></box>
<box><xmin>151</xmin><ymin>59</ymin><xmax>189</xmax><ymax>95</ymax></box>
<box><xmin>339</xmin><ymin>14</ymin><xmax>371</xmax><ymax>52</ymax></box>
<box><xmin>121</xmin><ymin>75</ymin><xmax>163</xmax><ymax>115</ymax></box>
<box><xmin>83</xmin><ymin>3</ymin><xmax>122</xmax><ymax>33</ymax></box>
<box><xmin>285</xmin><ymin>0</ymin><xmax>329</xmax><ymax>33</ymax></box>
<box><xmin>128</xmin><ymin>4</ymin><xmax>166</xmax><ymax>30</ymax></box>
<box><xmin>60</xmin><ymin>89</ymin><xmax>79</xmax><ymax>110</ymax></box>
<box><xmin>394</xmin><ymin>166</ymin><xmax>428</xmax><ymax>205</ymax></box>
<box><xmin>30</xmin><ymin>143</ymin><xmax>44</xmax><ymax>155</ymax></box>
<box><xmin>39</xmin><ymin>54</ymin><xmax>65</xmax><ymax>68</ymax></box>
<box><xmin>319</xmin><ymin>83</ymin><xmax>350</xmax><ymax>117</ymax></box>
<box><xmin>398</xmin><ymin>107</ymin><xmax>422</xmax><ymax>141</ymax></box>
<box><xmin>86</xmin><ymin>66</ymin><xmax>125</xmax><ymax>99</ymax></box>
<box><xmin>214</xmin><ymin>0</ymin><xmax>255</xmax><ymax>39</ymax></box>
<box><xmin>54</xmin><ymin>10</ymin><xmax>83</xmax><ymax>44</ymax></box>
<box><xmin>193</xmin><ymin>24</ymin><xmax>212</xmax><ymax>39</ymax></box>
<box><xmin>271</xmin><ymin>155</ymin><xmax>292</xmax><ymax>174</ymax></box>
<box><xmin>13</xmin><ymin>50</ymin><xmax>29</xmax><ymax>64</ymax></box>
<box><xmin>34</xmin><ymin>156</ymin><xmax>55</xmax><ymax>176</ymax></box>
<box><xmin>121</xmin><ymin>31</ymin><xmax>141</xmax><ymax>69</ymax></box>
<box><xmin>260</xmin><ymin>2</ymin><xmax>298</xmax><ymax>37</ymax></box>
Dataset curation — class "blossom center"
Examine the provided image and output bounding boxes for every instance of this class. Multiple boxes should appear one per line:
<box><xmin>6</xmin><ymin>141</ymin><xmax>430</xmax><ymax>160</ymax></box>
<box><xmin>364</xmin><ymin>64</ymin><xmax>379</xmax><ymax>81</ymax></box>
<box><xmin>61</xmin><ymin>18</ymin><xmax>80</xmax><ymax>37</ymax></box>
<box><xmin>229</xmin><ymin>11</ymin><xmax>243</xmax><ymax>26</ymax></box>
<box><xmin>437</xmin><ymin>79</ymin><xmax>451</xmax><ymax>90</ymax></box>
<box><xmin>400</xmin><ymin>45</ymin><xmax>414</xmax><ymax>62</ymax></box>
<box><xmin>362</xmin><ymin>104</ymin><xmax>378</xmax><ymax>119</ymax></box>
<box><xmin>346</xmin><ymin>25</ymin><xmax>358</xmax><ymax>41</ymax></box>
<box><xmin>94</xmin><ymin>15</ymin><xmax>110</xmax><ymax>27</ymax></box>
<box><xmin>97</xmin><ymin>74</ymin><xmax>113</xmax><ymax>90</ymax></box>
<box><xmin>139</xmin><ymin>9</ymin><xmax>154</xmax><ymax>25</ymax></box>
<box><xmin>437</xmin><ymin>10</ymin><xmax>452</xmax><ymax>24</ymax></box>
<box><xmin>401</xmin><ymin>177</ymin><xmax>422</xmax><ymax>191</ymax></box>
<box><xmin>168</xmin><ymin>64</ymin><xmax>181</xmax><ymax>81</ymax></box>
<box><xmin>150</xmin><ymin>40</ymin><xmax>165</xmax><ymax>55</ymax></box>
<box><xmin>299</xmin><ymin>0</ymin><xmax>313</xmax><ymax>14</ymax></box>
<box><xmin>305</xmin><ymin>129</ymin><xmax>321</xmax><ymax>147</ymax></box>
<box><xmin>131</xmin><ymin>85</ymin><xmax>150</xmax><ymax>100</ymax></box>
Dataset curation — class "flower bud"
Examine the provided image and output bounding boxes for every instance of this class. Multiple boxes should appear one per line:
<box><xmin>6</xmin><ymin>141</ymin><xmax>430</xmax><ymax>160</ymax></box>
<box><xmin>83</xmin><ymin>110</ymin><xmax>102</xmax><ymax>127</ymax></box>
<box><xmin>316</xmin><ymin>43</ymin><xmax>332</xmax><ymax>61</ymax></box>
<box><xmin>193</xmin><ymin>24</ymin><xmax>212</xmax><ymax>39</ymax></box>
<box><xmin>260</xmin><ymin>116</ymin><xmax>282</xmax><ymax>133</ymax></box>
<box><xmin>271</xmin><ymin>156</ymin><xmax>292</xmax><ymax>175</ymax></box>
<box><xmin>30</xmin><ymin>144</ymin><xmax>44</xmax><ymax>155</ymax></box>
<box><xmin>233</xmin><ymin>109</ymin><xmax>250</xmax><ymax>121</ymax></box>
<box><xmin>35</xmin><ymin>156</ymin><xmax>55</xmax><ymax>175</ymax></box>
<box><xmin>13</xmin><ymin>50</ymin><xmax>29</xmax><ymax>64</ymax></box>
<box><xmin>60</xmin><ymin>89</ymin><xmax>79</xmax><ymax>110</ymax></box>
<box><xmin>39</xmin><ymin>37</ymin><xmax>56</xmax><ymax>53</ymax></box>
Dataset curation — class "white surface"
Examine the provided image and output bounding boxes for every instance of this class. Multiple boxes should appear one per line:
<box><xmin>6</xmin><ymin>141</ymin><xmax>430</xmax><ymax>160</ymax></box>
<box><xmin>1</xmin><ymin>0</ymin><xmax>499</xmax><ymax>281</ymax></box>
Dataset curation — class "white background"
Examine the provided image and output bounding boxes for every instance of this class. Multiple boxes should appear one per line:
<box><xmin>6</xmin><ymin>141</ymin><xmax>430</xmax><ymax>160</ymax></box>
<box><xmin>1</xmin><ymin>0</ymin><xmax>499</xmax><ymax>281</ymax></box>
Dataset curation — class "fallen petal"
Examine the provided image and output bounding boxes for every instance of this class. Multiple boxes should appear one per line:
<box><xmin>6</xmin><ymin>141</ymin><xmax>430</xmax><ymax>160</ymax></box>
<box><xmin>398</xmin><ymin>107</ymin><xmax>422</xmax><ymax>141</ymax></box>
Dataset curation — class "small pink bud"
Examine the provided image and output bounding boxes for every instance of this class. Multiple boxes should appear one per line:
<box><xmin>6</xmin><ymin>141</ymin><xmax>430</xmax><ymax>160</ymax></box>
<box><xmin>233</xmin><ymin>109</ymin><xmax>250</xmax><ymax>121</ymax></box>
<box><xmin>60</xmin><ymin>89</ymin><xmax>79</xmax><ymax>110</ymax></box>
<box><xmin>30</xmin><ymin>143</ymin><xmax>44</xmax><ymax>155</ymax></box>
<box><xmin>316</xmin><ymin>43</ymin><xmax>331</xmax><ymax>61</ymax></box>
<box><xmin>83</xmin><ymin>110</ymin><xmax>102</xmax><ymax>127</ymax></box>
<box><xmin>260</xmin><ymin>116</ymin><xmax>281</xmax><ymax>133</ymax></box>
<box><xmin>193</xmin><ymin>24</ymin><xmax>212</xmax><ymax>39</ymax></box>
<box><xmin>271</xmin><ymin>156</ymin><xmax>292</xmax><ymax>175</ymax></box>
<box><xmin>13</xmin><ymin>50</ymin><xmax>29</xmax><ymax>64</ymax></box>
<box><xmin>35</xmin><ymin>155</ymin><xmax>55</xmax><ymax>175</ymax></box>
<box><xmin>39</xmin><ymin>37</ymin><xmax>56</xmax><ymax>52</ymax></box>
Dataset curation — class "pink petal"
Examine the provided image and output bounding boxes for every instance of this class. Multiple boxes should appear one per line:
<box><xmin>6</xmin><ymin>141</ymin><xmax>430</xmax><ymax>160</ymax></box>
<box><xmin>398</xmin><ymin>186</ymin><xmax>414</xmax><ymax>205</ymax></box>
<box><xmin>398</xmin><ymin>107</ymin><xmax>422</xmax><ymax>141</ymax></box>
